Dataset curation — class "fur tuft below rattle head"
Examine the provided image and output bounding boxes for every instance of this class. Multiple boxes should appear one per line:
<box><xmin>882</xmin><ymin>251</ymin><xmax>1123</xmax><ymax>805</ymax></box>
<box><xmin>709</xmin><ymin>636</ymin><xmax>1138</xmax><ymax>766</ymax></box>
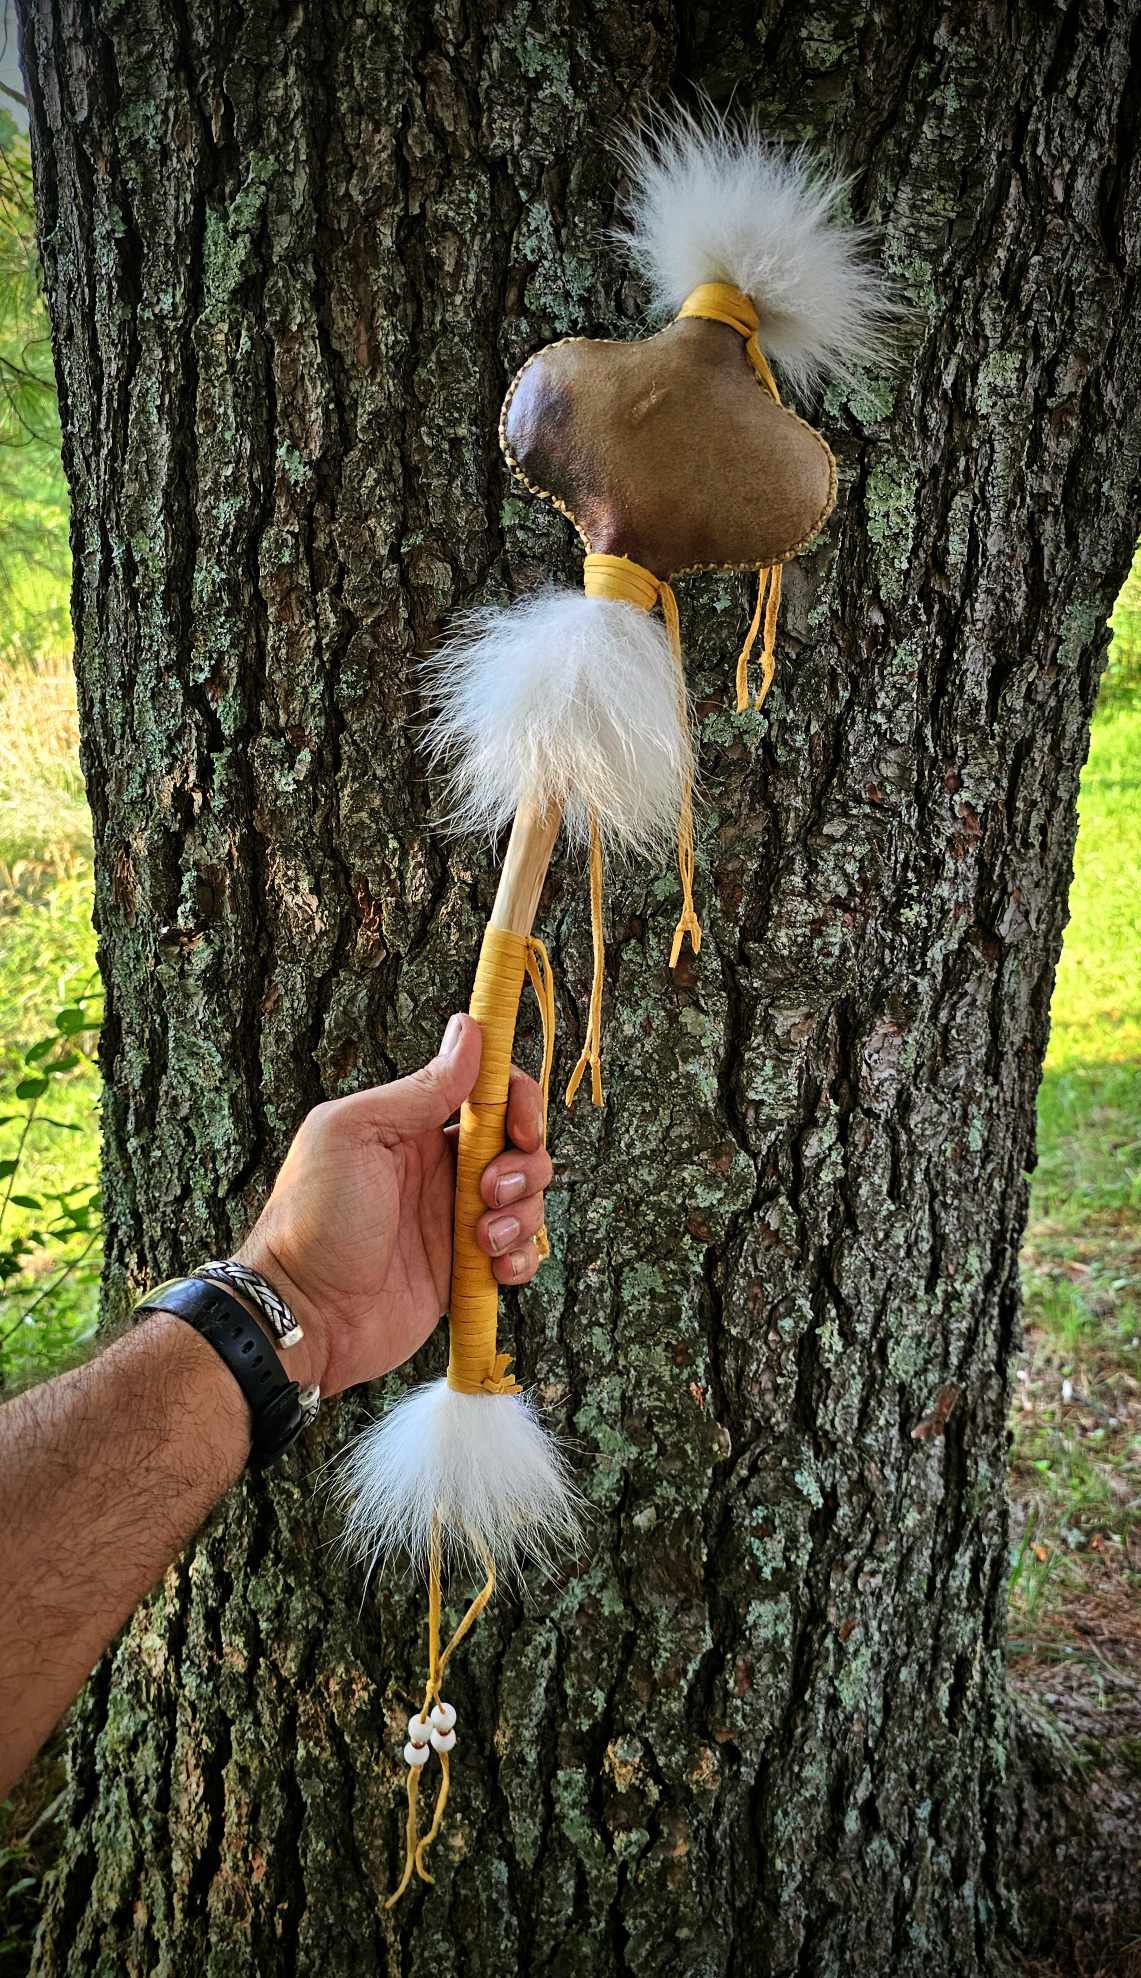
<box><xmin>422</xmin><ymin>587</ymin><xmax>693</xmax><ymax>854</ymax></box>
<box><xmin>611</xmin><ymin>104</ymin><xmax>894</xmax><ymax>394</ymax></box>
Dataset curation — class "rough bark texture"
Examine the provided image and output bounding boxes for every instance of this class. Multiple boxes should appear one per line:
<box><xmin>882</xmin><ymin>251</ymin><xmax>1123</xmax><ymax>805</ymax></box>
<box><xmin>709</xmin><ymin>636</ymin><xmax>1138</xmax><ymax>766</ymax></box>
<box><xmin>16</xmin><ymin>2</ymin><xmax>1141</xmax><ymax>1973</ymax></box>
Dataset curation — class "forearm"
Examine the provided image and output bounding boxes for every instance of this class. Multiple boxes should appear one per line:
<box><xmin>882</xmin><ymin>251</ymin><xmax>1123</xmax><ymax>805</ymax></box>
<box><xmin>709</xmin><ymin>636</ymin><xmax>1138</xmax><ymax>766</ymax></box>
<box><xmin>0</xmin><ymin>1314</ymin><xmax>249</xmax><ymax>1794</ymax></box>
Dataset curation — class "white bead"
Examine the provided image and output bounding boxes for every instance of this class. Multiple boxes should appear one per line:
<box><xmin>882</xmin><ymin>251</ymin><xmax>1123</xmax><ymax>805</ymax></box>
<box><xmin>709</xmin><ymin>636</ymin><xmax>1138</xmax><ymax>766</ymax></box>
<box><xmin>430</xmin><ymin>1726</ymin><xmax>457</xmax><ymax>1753</ymax></box>
<box><xmin>407</xmin><ymin>1713</ymin><xmax>431</xmax><ymax>1745</ymax></box>
<box><xmin>403</xmin><ymin>1740</ymin><xmax>431</xmax><ymax>1768</ymax></box>
<box><xmin>429</xmin><ymin>1701</ymin><xmax>456</xmax><ymax>1734</ymax></box>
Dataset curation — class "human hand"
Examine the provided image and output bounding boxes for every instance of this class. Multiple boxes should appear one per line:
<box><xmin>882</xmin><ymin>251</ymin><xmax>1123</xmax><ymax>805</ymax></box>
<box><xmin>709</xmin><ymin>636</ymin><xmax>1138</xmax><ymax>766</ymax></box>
<box><xmin>236</xmin><ymin>1015</ymin><xmax>552</xmax><ymax>1398</ymax></box>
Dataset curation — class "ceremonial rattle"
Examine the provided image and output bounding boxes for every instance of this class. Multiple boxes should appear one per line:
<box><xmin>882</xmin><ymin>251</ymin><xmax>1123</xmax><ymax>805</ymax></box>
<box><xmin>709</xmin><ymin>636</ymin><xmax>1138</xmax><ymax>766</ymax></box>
<box><xmin>336</xmin><ymin>109</ymin><xmax>891</xmax><ymax>1900</ymax></box>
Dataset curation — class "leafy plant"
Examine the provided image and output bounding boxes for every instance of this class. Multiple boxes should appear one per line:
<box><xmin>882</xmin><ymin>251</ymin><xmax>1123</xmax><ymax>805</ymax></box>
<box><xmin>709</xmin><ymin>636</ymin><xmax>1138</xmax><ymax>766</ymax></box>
<box><xmin>0</xmin><ymin>1740</ymin><xmax>65</xmax><ymax>1977</ymax></box>
<box><xmin>0</xmin><ymin>107</ymin><xmax>70</xmax><ymax>662</ymax></box>
<box><xmin>0</xmin><ymin>985</ymin><xmax>102</xmax><ymax>1387</ymax></box>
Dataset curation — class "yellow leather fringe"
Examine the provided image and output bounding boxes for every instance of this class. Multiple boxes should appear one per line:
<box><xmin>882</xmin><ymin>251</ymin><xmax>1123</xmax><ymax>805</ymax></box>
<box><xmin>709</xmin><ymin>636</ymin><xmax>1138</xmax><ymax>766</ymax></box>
<box><xmin>564</xmin><ymin>811</ymin><xmax>606</xmax><ymax>1108</ymax></box>
<box><xmin>678</xmin><ymin>282</ymin><xmax>785</xmax><ymax>710</ymax></box>
<box><xmin>659</xmin><ymin>578</ymin><xmax>703</xmax><ymax>967</ymax></box>
<box><xmin>386</xmin><ymin>1518</ymin><xmax>497</xmax><ymax>1906</ymax></box>
<box><xmin>582</xmin><ymin>552</ymin><xmax>701</xmax><ymax>1006</ymax></box>
<box><xmin>735</xmin><ymin>561</ymin><xmax>783</xmax><ymax>712</ymax></box>
<box><xmin>447</xmin><ymin>925</ymin><xmax>554</xmax><ymax>1395</ymax></box>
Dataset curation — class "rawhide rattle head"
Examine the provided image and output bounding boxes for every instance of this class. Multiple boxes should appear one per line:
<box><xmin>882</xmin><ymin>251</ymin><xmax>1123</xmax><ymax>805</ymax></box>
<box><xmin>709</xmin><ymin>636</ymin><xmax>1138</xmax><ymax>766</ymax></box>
<box><xmin>502</xmin><ymin>306</ymin><xmax>836</xmax><ymax>580</ymax></box>
<box><xmin>502</xmin><ymin>106</ymin><xmax>892</xmax><ymax>590</ymax></box>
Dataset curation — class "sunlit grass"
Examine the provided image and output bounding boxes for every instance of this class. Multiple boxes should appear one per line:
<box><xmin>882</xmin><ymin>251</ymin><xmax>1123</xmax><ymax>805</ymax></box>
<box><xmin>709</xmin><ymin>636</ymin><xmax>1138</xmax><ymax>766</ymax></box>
<box><xmin>1010</xmin><ymin>621</ymin><xmax>1140</xmax><ymax>1674</ymax></box>
<box><xmin>0</xmin><ymin>655</ymin><xmax>89</xmax><ymax>866</ymax></box>
<box><xmin>1041</xmin><ymin>633</ymin><xmax>1140</xmax><ymax>1063</ymax></box>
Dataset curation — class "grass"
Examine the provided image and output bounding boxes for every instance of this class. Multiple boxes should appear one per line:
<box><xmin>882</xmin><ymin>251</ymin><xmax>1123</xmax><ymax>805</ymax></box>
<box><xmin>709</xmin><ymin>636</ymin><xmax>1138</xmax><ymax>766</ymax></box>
<box><xmin>1009</xmin><ymin>630</ymin><xmax>1140</xmax><ymax>1644</ymax></box>
<box><xmin>1006</xmin><ymin>618</ymin><xmax>1140</xmax><ymax>1978</ymax></box>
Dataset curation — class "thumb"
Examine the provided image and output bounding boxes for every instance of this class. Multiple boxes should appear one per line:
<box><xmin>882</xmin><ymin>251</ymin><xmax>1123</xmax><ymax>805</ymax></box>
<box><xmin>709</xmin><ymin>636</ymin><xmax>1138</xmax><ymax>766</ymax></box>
<box><xmin>369</xmin><ymin>1013</ymin><xmax>481</xmax><ymax>1138</ymax></box>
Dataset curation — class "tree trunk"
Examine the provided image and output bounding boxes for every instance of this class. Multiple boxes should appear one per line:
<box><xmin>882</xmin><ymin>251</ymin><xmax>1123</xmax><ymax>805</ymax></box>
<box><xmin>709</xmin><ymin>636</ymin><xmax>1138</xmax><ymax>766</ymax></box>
<box><xmin>17</xmin><ymin>2</ymin><xmax>1141</xmax><ymax>1972</ymax></box>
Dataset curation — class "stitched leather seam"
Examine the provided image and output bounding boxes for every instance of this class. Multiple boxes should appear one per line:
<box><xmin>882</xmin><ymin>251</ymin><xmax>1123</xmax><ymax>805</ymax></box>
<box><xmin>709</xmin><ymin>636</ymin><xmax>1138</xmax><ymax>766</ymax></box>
<box><xmin>498</xmin><ymin>327</ymin><xmax>838</xmax><ymax>580</ymax></box>
<box><xmin>498</xmin><ymin>338</ymin><xmax>591</xmax><ymax>545</ymax></box>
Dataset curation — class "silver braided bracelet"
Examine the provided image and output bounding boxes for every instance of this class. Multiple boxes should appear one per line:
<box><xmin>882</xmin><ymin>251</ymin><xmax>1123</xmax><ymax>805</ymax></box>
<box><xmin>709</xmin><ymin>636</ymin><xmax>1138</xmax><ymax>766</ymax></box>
<box><xmin>197</xmin><ymin>1258</ymin><xmax>301</xmax><ymax>1347</ymax></box>
<box><xmin>196</xmin><ymin>1259</ymin><xmax>320</xmax><ymax>1423</ymax></box>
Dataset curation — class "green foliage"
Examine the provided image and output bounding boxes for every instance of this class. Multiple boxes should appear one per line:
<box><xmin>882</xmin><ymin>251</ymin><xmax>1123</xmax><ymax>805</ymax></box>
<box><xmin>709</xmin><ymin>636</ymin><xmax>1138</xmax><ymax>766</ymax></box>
<box><xmin>0</xmin><ymin>111</ymin><xmax>69</xmax><ymax>663</ymax></box>
<box><xmin>0</xmin><ymin>1737</ymin><xmax>65</xmax><ymax>1977</ymax></box>
<box><xmin>0</xmin><ymin>668</ymin><xmax>100</xmax><ymax>1384</ymax></box>
<box><xmin>0</xmin><ymin>105</ymin><xmax>97</xmax><ymax>1389</ymax></box>
<box><xmin>0</xmin><ymin>878</ymin><xmax>102</xmax><ymax>1384</ymax></box>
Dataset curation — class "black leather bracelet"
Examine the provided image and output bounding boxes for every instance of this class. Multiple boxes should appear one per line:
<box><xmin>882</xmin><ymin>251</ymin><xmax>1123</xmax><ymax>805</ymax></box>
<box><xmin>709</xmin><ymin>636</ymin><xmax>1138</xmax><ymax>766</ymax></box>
<box><xmin>135</xmin><ymin>1277</ymin><xmax>308</xmax><ymax>1468</ymax></box>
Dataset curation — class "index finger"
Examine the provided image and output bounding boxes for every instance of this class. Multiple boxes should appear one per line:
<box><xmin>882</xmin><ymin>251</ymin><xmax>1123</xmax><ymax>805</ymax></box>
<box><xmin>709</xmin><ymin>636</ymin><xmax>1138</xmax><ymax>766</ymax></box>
<box><xmin>505</xmin><ymin>1064</ymin><xmax>545</xmax><ymax>1154</ymax></box>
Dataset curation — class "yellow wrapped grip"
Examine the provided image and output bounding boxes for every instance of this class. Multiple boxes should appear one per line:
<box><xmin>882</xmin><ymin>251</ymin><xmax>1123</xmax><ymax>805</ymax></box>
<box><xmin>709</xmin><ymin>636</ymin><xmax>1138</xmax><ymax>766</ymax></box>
<box><xmin>447</xmin><ymin>924</ymin><xmax>553</xmax><ymax>1396</ymax></box>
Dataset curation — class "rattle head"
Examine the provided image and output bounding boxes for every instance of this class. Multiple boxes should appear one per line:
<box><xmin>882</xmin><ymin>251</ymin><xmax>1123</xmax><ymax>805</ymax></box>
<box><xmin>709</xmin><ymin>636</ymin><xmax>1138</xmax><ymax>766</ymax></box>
<box><xmin>501</xmin><ymin>315</ymin><xmax>836</xmax><ymax>582</ymax></box>
<box><xmin>499</xmin><ymin>109</ymin><xmax>899</xmax><ymax>583</ymax></box>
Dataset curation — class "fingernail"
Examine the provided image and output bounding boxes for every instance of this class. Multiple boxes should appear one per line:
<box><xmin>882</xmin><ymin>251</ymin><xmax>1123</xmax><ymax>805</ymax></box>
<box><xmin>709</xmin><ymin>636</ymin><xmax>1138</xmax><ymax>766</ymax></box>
<box><xmin>495</xmin><ymin>1171</ymin><xmax>527</xmax><ymax>1207</ymax></box>
<box><xmin>440</xmin><ymin>1014</ymin><xmax>464</xmax><ymax>1057</ymax></box>
<box><xmin>488</xmin><ymin>1214</ymin><xmax>521</xmax><ymax>1254</ymax></box>
<box><xmin>510</xmin><ymin>1250</ymin><xmax>531</xmax><ymax>1280</ymax></box>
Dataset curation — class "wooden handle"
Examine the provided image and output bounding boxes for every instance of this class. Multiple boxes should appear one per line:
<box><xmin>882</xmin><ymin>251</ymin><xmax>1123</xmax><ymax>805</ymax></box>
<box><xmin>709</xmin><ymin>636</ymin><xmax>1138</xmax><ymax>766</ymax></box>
<box><xmin>447</xmin><ymin>801</ymin><xmax>561</xmax><ymax>1394</ymax></box>
<box><xmin>488</xmin><ymin>797</ymin><xmax>563</xmax><ymax>937</ymax></box>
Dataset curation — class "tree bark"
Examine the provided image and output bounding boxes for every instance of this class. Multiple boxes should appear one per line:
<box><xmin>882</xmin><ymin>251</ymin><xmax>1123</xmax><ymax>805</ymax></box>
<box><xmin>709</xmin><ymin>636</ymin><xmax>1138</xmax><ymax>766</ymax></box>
<box><xmin>16</xmin><ymin>1</ymin><xmax>1141</xmax><ymax>1972</ymax></box>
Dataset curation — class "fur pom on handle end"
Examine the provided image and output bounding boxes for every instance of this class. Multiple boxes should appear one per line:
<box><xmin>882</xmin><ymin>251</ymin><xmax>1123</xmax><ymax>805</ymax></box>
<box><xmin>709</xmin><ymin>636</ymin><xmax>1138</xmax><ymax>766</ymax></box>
<box><xmin>333</xmin><ymin>1379</ymin><xmax>583</xmax><ymax>1582</ymax></box>
<box><xmin>611</xmin><ymin>104</ymin><xmax>897</xmax><ymax>393</ymax></box>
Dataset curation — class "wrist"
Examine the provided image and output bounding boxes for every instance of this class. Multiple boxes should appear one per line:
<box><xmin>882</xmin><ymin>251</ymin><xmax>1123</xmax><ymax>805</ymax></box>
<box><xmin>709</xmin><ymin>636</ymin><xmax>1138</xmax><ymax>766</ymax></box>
<box><xmin>231</xmin><ymin>1232</ymin><xmax>330</xmax><ymax>1396</ymax></box>
<box><xmin>135</xmin><ymin>1277</ymin><xmax>315</xmax><ymax>1467</ymax></box>
<box><xmin>137</xmin><ymin>1311</ymin><xmax>252</xmax><ymax>1470</ymax></box>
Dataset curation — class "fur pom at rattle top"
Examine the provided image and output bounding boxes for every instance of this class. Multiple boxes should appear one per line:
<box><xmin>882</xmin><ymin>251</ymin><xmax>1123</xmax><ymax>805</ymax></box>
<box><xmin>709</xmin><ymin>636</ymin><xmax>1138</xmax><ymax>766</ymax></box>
<box><xmin>610</xmin><ymin>104</ymin><xmax>895</xmax><ymax>394</ymax></box>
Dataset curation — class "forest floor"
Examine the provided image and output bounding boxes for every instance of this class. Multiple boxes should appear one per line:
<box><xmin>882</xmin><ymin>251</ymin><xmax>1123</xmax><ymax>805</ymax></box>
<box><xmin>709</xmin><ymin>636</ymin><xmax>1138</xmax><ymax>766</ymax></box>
<box><xmin>0</xmin><ymin>615</ymin><xmax>1138</xmax><ymax>1970</ymax></box>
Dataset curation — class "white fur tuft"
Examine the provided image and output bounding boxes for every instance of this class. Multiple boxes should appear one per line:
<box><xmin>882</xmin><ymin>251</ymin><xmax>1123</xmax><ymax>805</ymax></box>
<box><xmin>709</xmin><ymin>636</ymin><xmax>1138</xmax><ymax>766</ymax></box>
<box><xmin>333</xmin><ymin>1380</ymin><xmax>583</xmax><ymax>1581</ymax></box>
<box><xmin>421</xmin><ymin>587</ymin><xmax>691</xmax><ymax>854</ymax></box>
<box><xmin>611</xmin><ymin>105</ymin><xmax>895</xmax><ymax>393</ymax></box>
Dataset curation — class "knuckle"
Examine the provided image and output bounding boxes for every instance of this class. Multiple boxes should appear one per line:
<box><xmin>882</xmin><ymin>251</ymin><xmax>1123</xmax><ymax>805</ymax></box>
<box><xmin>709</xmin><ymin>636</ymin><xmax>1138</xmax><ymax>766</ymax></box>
<box><xmin>411</xmin><ymin>1060</ymin><xmax>452</xmax><ymax>1111</ymax></box>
